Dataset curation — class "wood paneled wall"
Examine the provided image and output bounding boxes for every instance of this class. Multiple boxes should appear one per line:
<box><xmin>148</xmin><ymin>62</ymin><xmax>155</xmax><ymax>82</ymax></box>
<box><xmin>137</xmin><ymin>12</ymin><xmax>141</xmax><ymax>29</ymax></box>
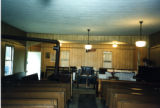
<box><xmin>41</xmin><ymin>43</ymin><xmax>56</xmax><ymax>72</ymax></box>
<box><xmin>27</xmin><ymin>33</ymin><xmax>149</xmax><ymax>72</ymax></box>
<box><xmin>149</xmin><ymin>31</ymin><xmax>160</xmax><ymax>66</ymax></box>
<box><xmin>150</xmin><ymin>31</ymin><xmax>160</xmax><ymax>47</ymax></box>
<box><xmin>27</xmin><ymin>33</ymin><xmax>149</xmax><ymax>46</ymax></box>
<box><xmin>30</xmin><ymin>43</ymin><xmax>148</xmax><ymax>72</ymax></box>
<box><xmin>1</xmin><ymin>22</ymin><xmax>27</xmax><ymax>76</ymax></box>
<box><xmin>1</xmin><ymin>40</ymin><xmax>26</xmax><ymax>76</ymax></box>
<box><xmin>2</xmin><ymin>22</ymin><xmax>26</xmax><ymax>36</ymax></box>
<box><xmin>61</xmin><ymin>44</ymin><xmax>147</xmax><ymax>70</ymax></box>
<box><xmin>150</xmin><ymin>45</ymin><xmax>160</xmax><ymax>67</ymax></box>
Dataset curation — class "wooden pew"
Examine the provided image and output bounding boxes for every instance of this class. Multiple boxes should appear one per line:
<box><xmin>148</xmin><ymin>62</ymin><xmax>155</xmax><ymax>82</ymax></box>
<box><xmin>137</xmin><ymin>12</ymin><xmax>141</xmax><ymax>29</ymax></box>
<box><xmin>100</xmin><ymin>80</ymin><xmax>160</xmax><ymax>108</ymax></box>
<box><xmin>106</xmin><ymin>87</ymin><xmax>138</xmax><ymax>107</ymax></box>
<box><xmin>115</xmin><ymin>93</ymin><xmax>160</xmax><ymax>108</ymax></box>
<box><xmin>100</xmin><ymin>80</ymin><xmax>159</xmax><ymax>100</ymax></box>
<box><xmin>2</xmin><ymin>87</ymin><xmax>67</xmax><ymax>105</ymax></box>
<box><xmin>2</xmin><ymin>98</ymin><xmax>57</xmax><ymax>108</ymax></box>
<box><xmin>118</xmin><ymin>102</ymin><xmax>160</xmax><ymax>108</ymax></box>
<box><xmin>5</xmin><ymin>81</ymin><xmax>71</xmax><ymax>102</ymax></box>
<box><xmin>27</xmin><ymin>81</ymin><xmax>71</xmax><ymax>99</ymax></box>
<box><xmin>105</xmin><ymin>85</ymin><xmax>150</xmax><ymax>107</ymax></box>
<box><xmin>2</xmin><ymin>91</ymin><xmax>65</xmax><ymax>108</ymax></box>
<box><xmin>100</xmin><ymin>80</ymin><xmax>135</xmax><ymax>101</ymax></box>
<box><xmin>107</xmin><ymin>88</ymin><xmax>160</xmax><ymax>108</ymax></box>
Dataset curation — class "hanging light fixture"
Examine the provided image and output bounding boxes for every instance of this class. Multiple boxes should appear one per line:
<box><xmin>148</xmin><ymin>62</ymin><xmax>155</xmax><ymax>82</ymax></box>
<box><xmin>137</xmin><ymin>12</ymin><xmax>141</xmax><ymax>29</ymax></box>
<box><xmin>112</xmin><ymin>41</ymin><xmax>118</xmax><ymax>48</ymax></box>
<box><xmin>135</xmin><ymin>20</ymin><xmax>146</xmax><ymax>47</ymax></box>
<box><xmin>85</xmin><ymin>29</ymin><xmax>92</xmax><ymax>50</ymax></box>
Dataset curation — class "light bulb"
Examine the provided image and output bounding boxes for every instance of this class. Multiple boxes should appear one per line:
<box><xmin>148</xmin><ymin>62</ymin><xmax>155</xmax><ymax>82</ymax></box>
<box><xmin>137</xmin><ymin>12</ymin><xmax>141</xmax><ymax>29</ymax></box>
<box><xmin>135</xmin><ymin>41</ymin><xmax>146</xmax><ymax>47</ymax></box>
<box><xmin>112</xmin><ymin>44</ymin><xmax>118</xmax><ymax>48</ymax></box>
<box><xmin>85</xmin><ymin>44</ymin><xmax>92</xmax><ymax>50</ymax></box>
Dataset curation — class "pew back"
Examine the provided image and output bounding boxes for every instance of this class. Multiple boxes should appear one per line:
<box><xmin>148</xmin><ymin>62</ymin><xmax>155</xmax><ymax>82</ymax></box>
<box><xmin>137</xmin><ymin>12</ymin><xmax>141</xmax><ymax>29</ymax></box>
<box><xmin>2</xmin><ymin>91</ymin><xmax>65</xmax><ymax>108</ymax></box>
<box><xmin>2</xmin><ymin>98</ymin><xmax>57</xmax><ymax>108</ymax></box>
<box><xmin>2</xmin><ymin>87</ymin><xmax>67</xmax><ymax>105</ymax></box>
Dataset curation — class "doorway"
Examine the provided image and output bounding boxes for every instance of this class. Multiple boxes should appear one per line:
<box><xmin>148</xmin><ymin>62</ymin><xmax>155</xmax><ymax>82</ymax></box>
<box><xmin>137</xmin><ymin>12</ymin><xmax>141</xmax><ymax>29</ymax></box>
<box><xmin>26</xmin><ymin>51</ymin><xmax>41</xmax><ymax>80</ymax></box>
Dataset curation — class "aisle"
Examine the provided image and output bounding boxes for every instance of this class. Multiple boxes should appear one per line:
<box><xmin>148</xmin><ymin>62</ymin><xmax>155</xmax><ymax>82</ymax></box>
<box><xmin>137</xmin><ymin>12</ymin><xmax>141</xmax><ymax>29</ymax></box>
<box><xmin>69</xmin><ymin>86</ymin><xmax>104</xmax><ymax>108</ymax></box>
<box><xmin>78</xmin><ymin>94</ymin><xmax>97</xmax><ymax>108</ymax></box>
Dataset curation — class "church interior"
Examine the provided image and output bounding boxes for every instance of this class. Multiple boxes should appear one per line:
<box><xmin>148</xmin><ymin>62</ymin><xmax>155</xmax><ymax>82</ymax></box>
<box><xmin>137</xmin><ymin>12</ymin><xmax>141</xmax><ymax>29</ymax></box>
<box><xmin>1</xmin><ymin>0</ymin><xmax>160</xmax><ymax>108</ymax></box>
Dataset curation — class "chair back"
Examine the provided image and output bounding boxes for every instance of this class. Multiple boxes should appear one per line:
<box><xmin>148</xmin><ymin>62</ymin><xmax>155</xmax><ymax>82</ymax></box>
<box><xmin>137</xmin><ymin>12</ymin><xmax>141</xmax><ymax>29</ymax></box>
<box><xmin>81</xmin><ymin>66</ymin><xmax>94</xmax><ymax>75</ymax></box>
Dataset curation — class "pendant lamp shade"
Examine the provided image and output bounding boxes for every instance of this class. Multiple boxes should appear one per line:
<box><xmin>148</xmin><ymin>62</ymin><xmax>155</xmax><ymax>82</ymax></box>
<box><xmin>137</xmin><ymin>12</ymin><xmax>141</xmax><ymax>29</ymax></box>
<box><xmin>85</xmin><ymin>29</ymin><xmax>92</xmax><ymax>50</ymax></box>
<box><xmin>135</xmin><ymin>20</ymin><xmax>146</xmax><ymax>47</ymax></box>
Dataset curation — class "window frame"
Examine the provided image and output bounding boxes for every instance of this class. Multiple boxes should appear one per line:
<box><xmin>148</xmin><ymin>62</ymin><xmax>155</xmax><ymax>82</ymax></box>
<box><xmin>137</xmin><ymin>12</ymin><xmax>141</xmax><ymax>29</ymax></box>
<box><xmin>103</xmin><ymin>51</ymin><xmax>112</xmax><ymax>68</ymax></box>
<box><xmin>4</xmin><ymin>45</ymin><xmax>14</xmax><ymax>76</ymax></box>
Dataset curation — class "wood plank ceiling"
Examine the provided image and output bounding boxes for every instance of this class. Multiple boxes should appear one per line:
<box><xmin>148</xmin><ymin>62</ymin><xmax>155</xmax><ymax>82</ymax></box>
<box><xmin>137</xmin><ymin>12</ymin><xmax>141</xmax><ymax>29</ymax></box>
<box><xmin>2</xmin><ymin>0</ymin><xmax>160</xmax><ymax>36</ymax></box>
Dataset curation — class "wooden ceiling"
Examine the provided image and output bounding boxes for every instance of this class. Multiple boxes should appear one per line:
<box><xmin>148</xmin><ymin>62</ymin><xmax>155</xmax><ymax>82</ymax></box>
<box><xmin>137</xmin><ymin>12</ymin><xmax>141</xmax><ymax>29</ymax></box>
<box><xmin>2</xmin><ymin>0</ymin><xmax>160</xmax><ymax>36</ymax></box>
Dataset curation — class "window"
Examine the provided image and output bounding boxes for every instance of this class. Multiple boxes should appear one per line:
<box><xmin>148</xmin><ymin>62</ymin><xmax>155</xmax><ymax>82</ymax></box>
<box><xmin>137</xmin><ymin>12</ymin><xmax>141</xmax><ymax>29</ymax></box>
<box><xmin>5</xmin><ymin>45</ymin><xmax>14</xmax><ymax>76</ymax></box>
<box><xmin>60</xmin><ymin>51</ymin><xmax>69</xmax><ymax>67</ymax></box>
<box><xmin>103</xmin><ymin>51</ymin><xmax>112</xmax><ymax>68</ymax></box>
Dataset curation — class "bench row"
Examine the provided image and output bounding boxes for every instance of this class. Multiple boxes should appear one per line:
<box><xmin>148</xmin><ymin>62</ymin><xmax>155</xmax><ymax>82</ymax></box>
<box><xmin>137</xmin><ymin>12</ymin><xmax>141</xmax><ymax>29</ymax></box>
<box><xmin>100</xmin><ymin>80</ymin><xmax>160</xmax><ymax>108</ymax></box>
<box><xmin>2</xmin><ymin>81</ymin><xmax>71</xmax><ymax>108</ymax></box>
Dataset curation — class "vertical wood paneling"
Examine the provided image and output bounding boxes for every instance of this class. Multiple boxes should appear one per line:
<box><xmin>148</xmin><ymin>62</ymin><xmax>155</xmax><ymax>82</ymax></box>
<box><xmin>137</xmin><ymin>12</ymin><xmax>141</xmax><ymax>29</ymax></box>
<box><xmin>137</xmin><ymin>47</ymin><xmax>148</xmax><ymax>66</ymax></box>
<box><xmin>41</xmin><ymin>43</ymin><xmax>56</xmax><ymax>72</ymax></box>
<box><xmin>2</xmin><ymin>22</ymin><xmax>26</xmax><ymax>36</ymax></box>
<box><xmin>96</xmin><ymin>49</ymin><xmax>103</xmax><ymax>69</ymax></box>
<box><xmin>27</xmin><ymin>33</ymin><xmax>149</xmax><ymax>46</ymax></box>
<box><xmin>149</xmin><ymin>32</ymin><xmax>160</xmax><ymax>67</ymax></box>
<box><xmin>150</xmin><ymin>45</ymin><xmax>160</xmax><ymax>67</ymax></box>
<box><xmin>85</xmin><ymin>51</ymin><xmax>96</xmax><ymax>67</ymax></box>
<box><xmin>30</xmin><ymin>43</ymin><xmax>148</xmax><ymax>72</ymax></box>
<box><xmin>1</xmin><ymin>40</ymin><xmax>26</xmax><ymax>76</ymax></box>
<box><xmin>70</xmin><ymin>48</ymin><xmax>83</xmax><ymax>68</ymax></box>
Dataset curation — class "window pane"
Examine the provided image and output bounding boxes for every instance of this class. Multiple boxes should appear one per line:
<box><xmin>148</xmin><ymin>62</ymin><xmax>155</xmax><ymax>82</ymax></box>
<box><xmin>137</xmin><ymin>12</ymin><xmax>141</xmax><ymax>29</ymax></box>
<box><xmin>5</xmin><ymin>46</ymin><xmax>12</xmax><ymax>60</ymax></box>
<box><xmin>60</xmin><ymin>51</ymin><xmax>69</xmax><ymax>67</ymax></box>
<box><xmin>4</xmin><ymin>46</ymin><xmax>14</xmax><ymax>76</ymax></box>
<box><xmin>5</xmin><ymin>61</ymin><xmax>13</xmax><ymax>75</ymax></box>
<box><xmin>103</xmin><ymin>52</ymin><xmax>112</xmax><ymax>68</ymax></box>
